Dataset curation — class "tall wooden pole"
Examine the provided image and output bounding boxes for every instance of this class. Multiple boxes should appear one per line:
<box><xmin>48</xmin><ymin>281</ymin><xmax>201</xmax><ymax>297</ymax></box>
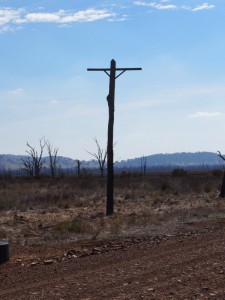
<box><xmin>106</xmin><ymin>59</ymin><xmax>116</xmax><ymax>215</ymax></box>
<box><xmin>87</xmin><ymin>59</ymin><xmax>142</xmax><ymax>216</ymax></box>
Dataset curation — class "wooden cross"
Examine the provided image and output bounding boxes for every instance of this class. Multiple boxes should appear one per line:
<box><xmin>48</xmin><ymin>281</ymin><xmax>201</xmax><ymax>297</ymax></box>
<box><xmin>87</xmin><ymin>59</ymin><xmax>142</xmax><ymax>215</ymax></box>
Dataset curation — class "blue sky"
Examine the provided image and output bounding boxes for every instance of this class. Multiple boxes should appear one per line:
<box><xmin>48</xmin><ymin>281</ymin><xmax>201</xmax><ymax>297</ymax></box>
<box><xmin>1</xmin><ymin>1</ymin><xmax>225</xmax><ymax>161</ymax></box>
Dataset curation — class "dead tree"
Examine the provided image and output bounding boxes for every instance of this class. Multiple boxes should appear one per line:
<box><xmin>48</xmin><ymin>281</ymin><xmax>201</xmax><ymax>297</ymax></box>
<box><xmin>77</xmin><ymin>160</ymin><xmax>82</xmax><ymax>176</ymax></box>
<box><xmin>87</xmin><ymin>138</ymin><xmax>107</xmax><ymax>178</ymax></box>
<box><xmin>217</xmin><ymin>151</ymin><xmax>225</xmax><ymax>197</ymax></box>
<box><xmin>45</xmin><ymin>139</ymin><xmax>58</xmax><ymax>177</ymax></box>
<box><xmin>21</xmin><ymin>156</ymin><xmax>34</xmax><ymax>176</ymax></box>
<box><xmin>141</xmin><ymin>155</ymin><xmax>147</xmax><ymax>176</ymax></box>
<box><xmin>22</xmin><ymin>138</ymin><xmax>45</xmax><ymax>178</ymax></box>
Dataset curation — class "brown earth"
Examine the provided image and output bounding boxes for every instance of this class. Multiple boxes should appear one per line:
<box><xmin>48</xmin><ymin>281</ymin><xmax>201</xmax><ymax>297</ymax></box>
<box><xmin>1</xmin><ymin>221</ymin><xmax>225</xmax><ymax>300</ymax></box>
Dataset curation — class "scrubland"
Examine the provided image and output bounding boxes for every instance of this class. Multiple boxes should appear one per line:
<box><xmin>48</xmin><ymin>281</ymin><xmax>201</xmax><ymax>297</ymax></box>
<box><xmin>0</xmin><ymin>170</ymin><xmax>225</xmax><ymax>246</ymax></box>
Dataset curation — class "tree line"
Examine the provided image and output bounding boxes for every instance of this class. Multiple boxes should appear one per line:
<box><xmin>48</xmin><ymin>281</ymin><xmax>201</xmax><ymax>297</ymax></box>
<box><xmin>20</xmin><ymin>137</ymin><xmax>107</xmax><ymax>178</ymax></box>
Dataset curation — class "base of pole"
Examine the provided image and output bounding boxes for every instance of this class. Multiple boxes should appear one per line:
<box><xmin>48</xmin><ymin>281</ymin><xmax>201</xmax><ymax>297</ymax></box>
<box><xmin>0</xmin><ymin>240</ymin><xmax>9</xmax><ymax>264</ymax></box>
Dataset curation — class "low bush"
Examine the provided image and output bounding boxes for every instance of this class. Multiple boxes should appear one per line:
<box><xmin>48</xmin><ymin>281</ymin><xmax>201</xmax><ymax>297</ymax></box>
<box><xmin>172</xmin><ymin>168</ymin><xmax>187</xmax><ymax>177</ymax></box>
<box><xmin>55</xmin><ymin>218</ymin><xmax>91</xmax><ymax>234</ymax></box>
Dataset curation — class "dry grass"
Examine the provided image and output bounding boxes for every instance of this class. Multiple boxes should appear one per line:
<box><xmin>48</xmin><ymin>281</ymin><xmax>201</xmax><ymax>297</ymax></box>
<box><xmin>0</xmin><ymin>172</ymin><xmax>225</xmax><ymax>245</ymax></box>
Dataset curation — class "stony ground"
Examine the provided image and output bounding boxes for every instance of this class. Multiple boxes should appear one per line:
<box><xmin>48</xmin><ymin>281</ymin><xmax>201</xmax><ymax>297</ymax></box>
<box><xmin>1</xmin><ymin>220</ymin><xmax>225</xmax><ymax>300</ymax></box>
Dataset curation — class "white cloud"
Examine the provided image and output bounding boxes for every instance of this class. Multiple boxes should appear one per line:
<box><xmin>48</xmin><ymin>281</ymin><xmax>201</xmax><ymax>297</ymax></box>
<box><xmin>24</xmin><ymin>9</ymin><xmax>114</xmax><ymax>23</ymax></box>
<box><xmin>0</xmin><ymin>7</ymin><xmax>26</xmax><ymax>26</ymax></box>
<box><xmin>26</xmin><ymin>12</ymin><xmax>61</xmax><ymax>23</ymax></box>
<box><xmin>0</xmin><ymin>3</ymin><xmax>217</xmax><ymax>32</ymax></box>
<box><xmin>188</xmin><ymin>111</ymin><xmax>223</xmax><ymax>118</ymax></box>
<box><xmin>192</xmin><ymin>3</ymin><xmax>215</xmax><ymax>12</ymax></box>
<box><xmin>60</xmin><ymin>9</ymin><xmax>114</xmax><ymax>23</ymax></box>
<box><xmin>0</xmin><ymin>7</ymin><xmax>117</xmax><ymax>32</ymax></box>
<box><xmin>134</xmin><ymin>1</ymin><xmax>177</xmax><ymax>10</ymax></box>
<box><xmin>156</xmin><ymin>4</ymin><xmax>177</xmax><ymax>10</ymax></box>
<box><xmin>134</xmin><ymin>1</ymin><xmax>215</xmax><ymax>12</ymax></box>
<box><xmin>108</xmin><ymin>14</ymin><xmax>129</xmax><ymax>22</ymax></box>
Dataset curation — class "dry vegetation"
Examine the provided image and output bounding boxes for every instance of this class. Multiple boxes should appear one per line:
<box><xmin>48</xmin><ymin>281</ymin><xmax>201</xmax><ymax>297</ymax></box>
<box><xmin>1</xmin><ymin>170</ymin><xmax>225</xmax><ymax>246</ymax></box>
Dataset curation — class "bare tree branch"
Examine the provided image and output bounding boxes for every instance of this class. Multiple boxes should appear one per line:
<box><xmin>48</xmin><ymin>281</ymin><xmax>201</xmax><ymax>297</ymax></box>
<box><xmin>218</xmin><ymin>151</ymin><xmax>225</xmax><ymax>162</ymax></box>
<box><xmin>87</xmin><ymin>138</ymin><xmax>107</xmax><ymax>178</ymax></box>
<box><xmin>45</xmin><ymin>139</ymin><xmax>58</xmax><ymax>177</ymax></box>
<box><xmin>22</xmin><ymin>138</ymin><xmax>45</xmax><ymax>178</ymax></box>
<box><xmin>21</xmin><ymin>156</ymin><xmax>34</xmax><ymax>176</ymax></box>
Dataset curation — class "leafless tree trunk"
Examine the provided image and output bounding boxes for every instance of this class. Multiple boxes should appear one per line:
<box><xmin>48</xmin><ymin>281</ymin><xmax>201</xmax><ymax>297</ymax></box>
<box><xmin>45</xmin><ymin>139</ymin><xmax>58</xmax><ymax>177</ymax></box>
<box><xmin>218</xmin><ymin>151</ymin><xmax>225</xmax><ymax>197</ymax></box>
<box><xmin>141</xmin><ymin>155</ymin><xmax>147</xmax><ymax>176</ymax></box>
<box><xmin>21</xmin><ymin>156</ymin><xmax>34</xmax><ymax>176</ymax></box>
<box><xmin>77</xmin><ymin>160</ymin><xmax>82</xmax><ymax>176</ymax></box>
<box><xmin>22</xmin><ymin>138</ymin><xmax>45</xmax><ymax>178</ymax></box>
<box><xmin>87</xmin><ymin>138</ymin><xmax>107</xmax><ymax>178</ymax></box>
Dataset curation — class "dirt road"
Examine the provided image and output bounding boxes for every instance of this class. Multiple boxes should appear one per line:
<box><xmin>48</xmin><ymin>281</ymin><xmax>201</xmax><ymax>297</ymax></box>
<box><xmin>1</xmin><ymin>224</ymin><xmax>225</xmax><ymax>299</ymax></box>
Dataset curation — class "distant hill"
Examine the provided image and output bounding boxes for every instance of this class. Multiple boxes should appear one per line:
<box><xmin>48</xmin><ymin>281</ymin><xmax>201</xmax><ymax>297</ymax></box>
<box><xmin>116</xmin><ymin>152</ymin><xmax>223</xmax><ymax>170</ymax></box>
<box><xmin>0</xmin><ymin>152</ymin><xmax>224</xmax><ymax>173</ymax></box>
<box><xmin>0</xmin><ymin>155</ymin><xmax>92</xmax><ymax>171</ymax></box>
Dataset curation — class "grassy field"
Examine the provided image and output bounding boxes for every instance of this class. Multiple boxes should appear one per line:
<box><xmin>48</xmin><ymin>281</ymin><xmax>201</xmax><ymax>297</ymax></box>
<box><xmin>0</xmin><ymin>171</ymin><xmax>225</xmax><ymax>245</ymax></box>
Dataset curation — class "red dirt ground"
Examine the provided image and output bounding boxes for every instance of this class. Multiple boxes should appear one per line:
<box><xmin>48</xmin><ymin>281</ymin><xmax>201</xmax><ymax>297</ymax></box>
<box><xmin>1</xmin><ymin>222</ymin><xmax>225</xmax><ymax>299</ymax></box>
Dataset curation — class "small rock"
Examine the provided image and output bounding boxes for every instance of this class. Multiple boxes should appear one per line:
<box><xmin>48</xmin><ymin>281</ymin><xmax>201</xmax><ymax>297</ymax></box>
<box><xmin>43</xmin><ymin>259</ymin><xmax>54</xmax><ymax>265</ymax></box>
<box><xmin>91</xmin><ymin>247</ymin><xmax>101</xmax><ymax>255</ymax></box>
<box><xmin>79</xmin><ymin>252</ymin><xmax>90</xmax><ymax>258</ymax></box>
<box><xmin>67</xmin><ymin>250</ymin><xmax>76</xmax><ymax>256</ymax></box>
